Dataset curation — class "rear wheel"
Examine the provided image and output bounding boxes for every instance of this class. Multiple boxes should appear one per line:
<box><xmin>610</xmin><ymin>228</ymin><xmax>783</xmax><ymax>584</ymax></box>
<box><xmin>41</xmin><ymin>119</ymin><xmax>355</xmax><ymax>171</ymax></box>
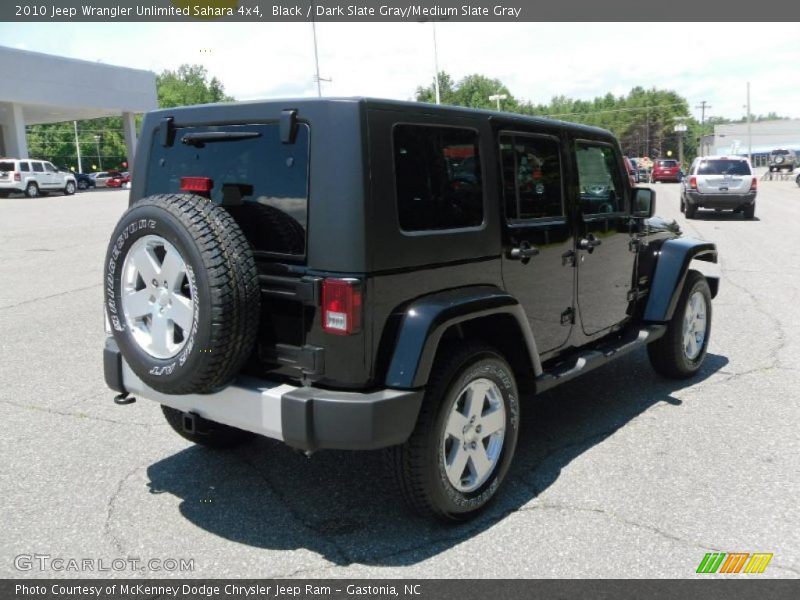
<box><xmin>25</xmin><ymin>182</ymin><xmax>39</xmax><ymax>198</ymax></box>
<box><xmin>388</xmin><ymin>343</ymin><xmax>520</xmax><ymax>521</ymax></box>
<box><xmin>743</xmin><ymin>203</ymin><xmax>755</xmax><ymax>220</ymax></box>
<box><xmin>648</xmin><ymin>271</ymin><xmax>712</xmax><ymax>379</ymax></box>
<box><xmin>77</xmin><ymin>179</ymin><xmax>88</xmax><ymax>191</ymax></box>
<box><xmin>161</xmin><ymin>406</ymin><xmax>253</xmax><ymax>449</ymax></box>
<box><xmin>685</xmin><ymin>203</ymin><xmax>697</xmax><ymax>219</ymax></box>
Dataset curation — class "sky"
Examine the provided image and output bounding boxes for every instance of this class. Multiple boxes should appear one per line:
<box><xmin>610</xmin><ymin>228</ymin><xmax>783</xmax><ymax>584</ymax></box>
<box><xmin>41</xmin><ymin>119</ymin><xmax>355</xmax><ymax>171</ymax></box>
<box><xmin>1</xmin><ymin>22</ymin><xmax>799</xmax><ymax>122</ymax></box>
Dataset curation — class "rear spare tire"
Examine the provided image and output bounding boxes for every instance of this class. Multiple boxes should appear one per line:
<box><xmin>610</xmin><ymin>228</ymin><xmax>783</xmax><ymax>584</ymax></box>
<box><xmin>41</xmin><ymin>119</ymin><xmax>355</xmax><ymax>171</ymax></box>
<box><xmin>104</xmin><ymin>193</ymin><xmax>260</xmax><ymax>394</ymax></box>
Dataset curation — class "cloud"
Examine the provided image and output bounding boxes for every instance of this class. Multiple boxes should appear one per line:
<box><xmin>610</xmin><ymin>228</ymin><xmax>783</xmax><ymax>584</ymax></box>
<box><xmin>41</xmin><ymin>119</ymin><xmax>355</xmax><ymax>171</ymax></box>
<box><xmin>1</xmin><ymin>22</ymin><xmax>798</xmax><ymax>120</ymax></box>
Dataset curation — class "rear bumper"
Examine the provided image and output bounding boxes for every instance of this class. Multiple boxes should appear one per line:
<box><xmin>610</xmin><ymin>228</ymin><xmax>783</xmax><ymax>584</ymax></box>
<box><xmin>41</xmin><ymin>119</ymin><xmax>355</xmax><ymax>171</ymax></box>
<box><xmin>685</xmin><ymin>190</ymin><xmax>756</xmax><ymax>210</ymax></box>
<box><xmin>0</xmin><ymin>181</ymin><xmax>23</xmax><ymax>192</ymax></box>
<box><xmin>104</xmin><ymin>338</ymin><xmax>423</xmax><ymax>452</ymax></box>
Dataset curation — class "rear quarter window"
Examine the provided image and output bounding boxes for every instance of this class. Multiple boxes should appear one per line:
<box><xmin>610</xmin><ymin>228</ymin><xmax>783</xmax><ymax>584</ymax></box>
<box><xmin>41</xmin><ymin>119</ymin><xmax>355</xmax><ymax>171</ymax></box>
<box><xmin>393</xmin><ymin>124</ymin><xmax>483</xmax><ymax>232</ymax></box>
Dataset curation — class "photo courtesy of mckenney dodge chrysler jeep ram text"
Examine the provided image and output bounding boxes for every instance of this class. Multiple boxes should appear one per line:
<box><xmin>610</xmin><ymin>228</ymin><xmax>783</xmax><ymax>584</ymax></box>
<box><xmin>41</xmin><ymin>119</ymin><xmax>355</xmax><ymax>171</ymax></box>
<box><xmin>103</xmin><ymin>98</ymin><xmax>719</xmax><ymax>521</ymax></box>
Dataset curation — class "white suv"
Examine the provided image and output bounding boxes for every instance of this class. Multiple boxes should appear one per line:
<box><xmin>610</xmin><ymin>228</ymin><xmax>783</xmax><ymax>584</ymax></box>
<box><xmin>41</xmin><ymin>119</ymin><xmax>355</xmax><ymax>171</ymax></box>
<box><xmin>0</xmin><ymin>158</ymin><xmax>77</xmax><ymax>198</ymax></box>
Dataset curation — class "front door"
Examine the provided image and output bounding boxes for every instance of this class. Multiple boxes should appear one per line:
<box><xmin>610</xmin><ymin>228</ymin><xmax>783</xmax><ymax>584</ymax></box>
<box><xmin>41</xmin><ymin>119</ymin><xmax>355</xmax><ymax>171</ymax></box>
<box><xmin>499</xmin><ymin>132</ymin><xmax>574</xmax><ymax>356</ymax></box>
<box><xmin>573</xmin><ymin>141</ymin><xmax>636</xmax><ymax>337</ymax></box>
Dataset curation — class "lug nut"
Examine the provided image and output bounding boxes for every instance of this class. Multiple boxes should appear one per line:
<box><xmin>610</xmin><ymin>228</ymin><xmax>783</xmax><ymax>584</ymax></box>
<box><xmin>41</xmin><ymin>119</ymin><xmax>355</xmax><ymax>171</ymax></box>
<box><xmin>475</xmin><ymin>425</ymin><xmax>482</xmax><ymax>433</ymax></box>
<box><xmin>470</xmin><ymin>442</ymin><xmax>477</xmax><ymax>450</ymax></box>
<box><xmin>152</xmin><ymin>279</ymin><xmax>159</xmax><ymax>287</ymax></box>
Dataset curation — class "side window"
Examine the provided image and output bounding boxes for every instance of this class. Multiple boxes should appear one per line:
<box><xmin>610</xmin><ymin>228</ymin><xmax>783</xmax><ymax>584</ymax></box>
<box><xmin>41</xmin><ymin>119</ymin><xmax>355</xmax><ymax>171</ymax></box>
<box><xmin>31</xmin><ymin>162</ymin><xmax>44</xmax><ymax>173</ymax></box>
<box><xmin>575</xmin><ymin>143</ymin><xmax>625</xmax><ymax>214</ymax></box>
<box><xmin>19</xmin><ymin>162</ymin><xmax>30</xmax><ymax>172</ymax></box>
<box><xmin>500</xmin><ymin>134</ymin><xmax>563</xmax><ymax>221</ymax></box>
<box><xmin>44</xmin><ymin>162</ymin><xmax>57</xmax><ymax>173</ymax></box>
<box><xmin>393</xmin><ymin>124</ymin><xmax>483</xmax><ymax>232</ymax></box>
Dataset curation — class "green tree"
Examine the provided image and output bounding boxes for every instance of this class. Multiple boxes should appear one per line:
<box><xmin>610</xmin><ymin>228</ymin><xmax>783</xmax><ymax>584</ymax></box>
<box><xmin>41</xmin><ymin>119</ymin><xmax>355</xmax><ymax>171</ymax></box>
<box><xmin>157</xmin><ymin>64</ymin><xmax>233</xmax><ymax>108</ymax></box>
<box><xmin>415</xmin><ymin>72</ymin><xmax>518</xmax><ymax>111</ymax></box>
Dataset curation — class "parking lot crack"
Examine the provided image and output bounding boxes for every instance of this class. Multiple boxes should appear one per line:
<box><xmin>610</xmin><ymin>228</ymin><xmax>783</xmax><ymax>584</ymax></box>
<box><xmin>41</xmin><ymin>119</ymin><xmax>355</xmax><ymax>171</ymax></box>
<box><xmin>0</xmin><ymin>399</ymin><xmax>156</xmax><ymax>427</ymax></box>
<box><xmin>0</xmin><ymin>283</ymin><xmax>102</xmax><ymax>311</ymax></box>
<box><xmin>518</xmin><ymin>502</ymin><xmax>800</xmax><ymax>575</ymax></box>
<box><xmin>232</xmin><ymin>451</ymin><xmax>353</xmax><ymax>568</ymax></box>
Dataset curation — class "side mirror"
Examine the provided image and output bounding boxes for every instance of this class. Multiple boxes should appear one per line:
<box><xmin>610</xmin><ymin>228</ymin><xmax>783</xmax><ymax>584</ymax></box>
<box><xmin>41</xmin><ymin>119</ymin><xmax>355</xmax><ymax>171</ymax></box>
<box><xmin>633</xmin><ymin>187</ymin><xmax>656</xmax><ymax>218</ymax></box>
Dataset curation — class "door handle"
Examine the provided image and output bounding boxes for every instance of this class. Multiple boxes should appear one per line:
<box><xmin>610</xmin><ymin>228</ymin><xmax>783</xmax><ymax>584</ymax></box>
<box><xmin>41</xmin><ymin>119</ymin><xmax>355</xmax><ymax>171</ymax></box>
<box><xmin>508</xmin><ymin>242</ymin><xmax>540</xmax><ymax>261</ymax></box>
<box><xmin>578</xmin><ymin>234</ymin><xmax>602</xmax><ymax>252</ymax></box>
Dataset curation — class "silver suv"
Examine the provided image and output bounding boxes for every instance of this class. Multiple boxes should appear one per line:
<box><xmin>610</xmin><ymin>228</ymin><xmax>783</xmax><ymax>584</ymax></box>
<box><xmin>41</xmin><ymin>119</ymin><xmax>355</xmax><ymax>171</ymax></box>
<box><xmin>0</xmin><ymin>158</ymin><xmax>77</xmax><ymax>198</ymax></box>
<box><xmin>681</xmin><ymin>155</ymin><xmax>756</xmax><ymax>219</ymax></box>
<box><xmin>769</xmin><ymin>149</ymin><xmax>796</xmax><ymax>172</ymax></box>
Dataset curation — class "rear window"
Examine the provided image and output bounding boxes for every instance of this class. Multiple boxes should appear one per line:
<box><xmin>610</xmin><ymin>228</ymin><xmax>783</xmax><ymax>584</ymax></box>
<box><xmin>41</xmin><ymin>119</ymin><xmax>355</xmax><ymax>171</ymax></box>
<box><xmin>146</xmin><ymin>122</ymin><xmax>309</xmax><ymax>256</ymax></box>
<box><xmin>697</xmin><ymin>160</ymin><xmax>751</xmax><ymax>176</ymax></box>
<box><xmin>0</xmin><ymin>161</ymin><xmax>14</xmax><ymax>172</ymax></box>
<box><xmin>393</xmin><ymin>124</ymin><xmax>483</xmax><ymax>232</ymax></box>
<box><xmin>772</xmin><ymin>150</ymin><xmax>790</xmax><ymax>156</ymax></box>
<box><xmin>657</xmin><ymin>160</ymin><xmax>678</xmax><ymax>167</ymax></box>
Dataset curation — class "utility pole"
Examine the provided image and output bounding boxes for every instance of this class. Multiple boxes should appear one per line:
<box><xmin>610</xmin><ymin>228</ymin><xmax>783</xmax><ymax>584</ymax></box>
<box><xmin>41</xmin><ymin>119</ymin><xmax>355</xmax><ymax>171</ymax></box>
<box><xmin>73</xmin><ymin>121</ymin><xmax>82</xmax><ymax>174</ymax></box>
<box><xmin>746</xmin><ymin>82</ymin><xmax>752</xmax><ymax>164</ymax></box>
<box><xmin>696</xmin><ymin>100</ymin><xmax>711</xmax><ymax>154</ymax></box>
<box><xmin>310</xmin><ymin>3</ymin><xmax>330</xmax><ymax>97</ymax></box>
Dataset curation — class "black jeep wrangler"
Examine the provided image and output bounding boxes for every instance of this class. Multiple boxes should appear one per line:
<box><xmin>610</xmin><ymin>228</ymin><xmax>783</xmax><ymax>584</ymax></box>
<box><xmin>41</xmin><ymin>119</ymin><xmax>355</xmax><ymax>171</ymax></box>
<box><xmin>103</xmin><ymin>98</ymin><xmax>719</xmax><ymax>521</ymax></box>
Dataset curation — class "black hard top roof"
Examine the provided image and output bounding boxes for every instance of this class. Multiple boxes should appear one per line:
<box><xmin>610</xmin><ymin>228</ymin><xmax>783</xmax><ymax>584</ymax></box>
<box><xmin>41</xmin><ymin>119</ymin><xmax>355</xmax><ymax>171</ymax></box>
<box><xmin>151</xmin><ymin>96</ymin><xmax>614</xmax><ymax>139</ymax></box>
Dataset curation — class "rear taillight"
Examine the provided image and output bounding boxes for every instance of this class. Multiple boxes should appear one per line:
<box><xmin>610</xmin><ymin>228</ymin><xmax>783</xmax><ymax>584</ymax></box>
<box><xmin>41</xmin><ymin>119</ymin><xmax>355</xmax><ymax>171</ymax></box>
<box><xmin>750</xmin><ymin>177</ymin><xmax>757</xmax><ymax>191</ymax></box>
<box><xmin>321</xmin><ymin>278</ymin><xmax>362</xmax><ymax>336</ymax></box>
<box><xmin>14</xmin><ymin>172</ymin><xmax>20</xmax><ymax>182</ymax></box>
<box><xmin>689</xmin><ymin>176</ymin><xmax>697</xmax><ymax>189</ymax></box>
<box><xmin>180</xmin><ymin>176</ymin><xmax>213</xmax><ymax>194</ymax></box>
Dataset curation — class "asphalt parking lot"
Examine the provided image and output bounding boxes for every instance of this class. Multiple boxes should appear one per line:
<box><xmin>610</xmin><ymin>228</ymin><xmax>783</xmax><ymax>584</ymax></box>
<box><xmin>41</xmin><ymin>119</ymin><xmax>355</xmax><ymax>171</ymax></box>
<box><xmin>1</xmin><ymin>182</ymin><xmax>798</xmax><ymax>579</ymax></box>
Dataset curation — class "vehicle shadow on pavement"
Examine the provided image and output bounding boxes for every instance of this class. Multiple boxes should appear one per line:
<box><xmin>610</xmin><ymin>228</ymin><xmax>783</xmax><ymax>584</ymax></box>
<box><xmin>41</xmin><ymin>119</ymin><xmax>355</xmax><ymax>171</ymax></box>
<box><xmin>146</xmin><ymin>349</ymin><xmax>728</xmax><ymax>569</ymax></box>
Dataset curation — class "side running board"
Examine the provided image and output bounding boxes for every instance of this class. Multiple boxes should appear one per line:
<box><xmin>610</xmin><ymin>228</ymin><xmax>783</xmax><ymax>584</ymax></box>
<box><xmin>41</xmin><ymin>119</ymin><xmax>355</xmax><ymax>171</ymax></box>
<box><xmin>535</xmin><ymin>325</ymin><xmax>666</xmax><ymax>394</ymax></box>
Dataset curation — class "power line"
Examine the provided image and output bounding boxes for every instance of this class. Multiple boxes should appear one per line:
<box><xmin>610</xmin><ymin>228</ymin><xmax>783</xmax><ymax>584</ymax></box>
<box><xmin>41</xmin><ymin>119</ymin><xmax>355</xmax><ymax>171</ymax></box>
<box><xmin>541</xmin><ymin>102</ymin><xmax>688</xmax><ymax>118</ymax></box>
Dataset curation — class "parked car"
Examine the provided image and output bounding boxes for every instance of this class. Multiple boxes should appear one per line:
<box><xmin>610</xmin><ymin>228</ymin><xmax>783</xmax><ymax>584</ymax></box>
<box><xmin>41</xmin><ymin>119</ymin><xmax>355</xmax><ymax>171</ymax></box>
<box><xmin>650</xmin><ymin>159</ymin><xmax>682</xmax><ymax>183</ymax></box>
<box><xmin>681</xmin><ymin>155</ymin><xmax>757</xmax><ymax>219</ymax></box>
<box><xmin>623</xmin><ymin>156</ymin><xmax>638</xmax><ymax>185</ymax></box>
<box><xmin>106</xmin><ymin>172</ymin><xmax>130</xmax><ymax>188</ymax></box>
<box><xmin>0</xmin><ymin>158</ymin><xmax>77</xmax><ymax>197</ymax></box>
<box><xmin>768</xmin><ymin>149</ymin><xmax>796</xmax><ymax>172</ymax></box>
<box><xmin>629</xmin><ymin>158</ymin><xmax>639</xmax><ymax>182</ymax></box>
<box><xmin>103</xmin><ymin>98</ymin><xmax>719</xmax><ymax>521</ymax></box>
<box><xmin>92</xmin><ymin>170</ymin><xmax>122</xmax><ymax>187</ymax></box>
<box><xmin>72</xmin><ymin>172</ymin><xmax>96</xmax><ymax>190</ymax></box>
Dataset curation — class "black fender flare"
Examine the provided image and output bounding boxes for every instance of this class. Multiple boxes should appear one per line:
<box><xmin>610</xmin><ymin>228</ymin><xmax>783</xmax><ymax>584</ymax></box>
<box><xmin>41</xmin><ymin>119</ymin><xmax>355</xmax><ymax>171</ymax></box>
<box><xmin>643</xmin><ymin>237</ymin><xmax>719</xmax><ymax>323</ymax></box>
<box><xmin>384</xmin><ymin>285</ymin><xmax>541</xmax><ymax>389</ymax></box>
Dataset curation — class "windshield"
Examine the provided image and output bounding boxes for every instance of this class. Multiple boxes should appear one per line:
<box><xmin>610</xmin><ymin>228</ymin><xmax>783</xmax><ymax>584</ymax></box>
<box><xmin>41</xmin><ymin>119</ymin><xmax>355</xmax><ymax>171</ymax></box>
<box><xmin>697</xmin><ymin>160</ymin><xmax>751</xmax><ymax>176</ymax></box>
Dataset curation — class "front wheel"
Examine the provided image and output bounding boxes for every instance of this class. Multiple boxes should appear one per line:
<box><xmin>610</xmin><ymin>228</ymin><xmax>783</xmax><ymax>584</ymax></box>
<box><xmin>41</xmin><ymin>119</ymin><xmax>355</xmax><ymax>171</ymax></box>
<box><xmin>388</xmin><ymin>344</ymin><xmax>520</xmax><ymax>521</ymax></box>
<box><xmin>648</xmin><ymin>270</ymin><xmax>712</xmax><ymax>379</ymax></box>
<box><xmin>64</xmin><ymin>181</ymin><xmax>76</xmax><ymax>195</ymax></box>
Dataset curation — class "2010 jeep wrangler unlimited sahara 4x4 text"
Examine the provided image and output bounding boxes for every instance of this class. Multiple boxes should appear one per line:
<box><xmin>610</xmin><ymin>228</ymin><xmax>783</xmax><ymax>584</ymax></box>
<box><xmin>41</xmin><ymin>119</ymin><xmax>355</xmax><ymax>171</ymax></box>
<box><xmin>104</xmin><ymin>98</ymin><xmax>719</xmax><ymax>521</ymax></box>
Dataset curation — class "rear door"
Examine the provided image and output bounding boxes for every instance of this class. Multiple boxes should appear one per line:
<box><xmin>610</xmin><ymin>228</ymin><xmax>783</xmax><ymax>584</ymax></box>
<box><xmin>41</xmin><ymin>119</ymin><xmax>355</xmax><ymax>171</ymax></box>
<box><xmin>499</xmin><ymin>131</ymin><xmax>574</xmax><ymax>355</ymax></box>
<box><xmin>696</xmin><ymin>158</ymin><xmax>752</xmax><ymax>194</ymax></box>
<box><xmin>30</xmin><ymin>161</ymin><xmax>47</xmax><ymax>188</ymax></box>
<box><xmin>573</xmin><ymin>140</ymin><xmax>636</xmax><ymax>337</ymax></box>
<box><xmin>0</xmin><ymin>160</ymin><xmax>14</xmax><ymax>186</ymax></box>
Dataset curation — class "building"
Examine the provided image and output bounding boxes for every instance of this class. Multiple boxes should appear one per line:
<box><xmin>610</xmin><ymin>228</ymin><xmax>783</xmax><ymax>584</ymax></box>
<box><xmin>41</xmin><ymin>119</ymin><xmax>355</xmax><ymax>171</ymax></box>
<box><xmin>0</xmin><ymin>46</ymin><xmax>157</xmax><ymax>168</ymax></box>
<box><xmin>712</xmin><ymin>119</ymin><xmax>800</xmax><ymax>167</ymax></box>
